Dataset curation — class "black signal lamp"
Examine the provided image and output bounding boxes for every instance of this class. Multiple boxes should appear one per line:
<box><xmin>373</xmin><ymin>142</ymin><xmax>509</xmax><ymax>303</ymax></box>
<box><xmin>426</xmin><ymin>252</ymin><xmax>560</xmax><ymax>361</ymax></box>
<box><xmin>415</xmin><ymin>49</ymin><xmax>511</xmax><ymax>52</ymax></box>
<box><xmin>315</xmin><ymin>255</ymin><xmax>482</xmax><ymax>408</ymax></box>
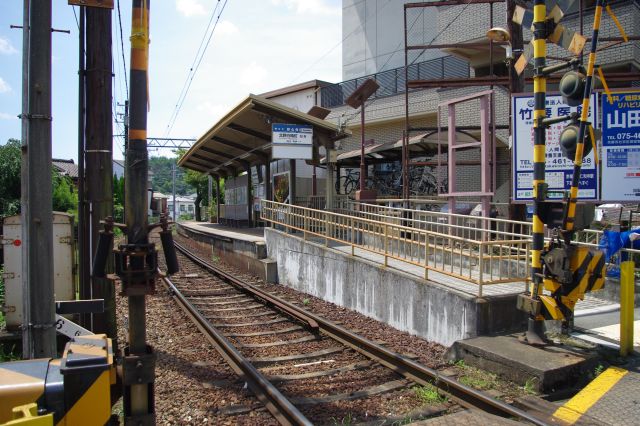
<box><xmin>559</xmin><ymin>71</ymin><xmax>586</xmax><ymax>107</ymax></box>
<box><xmin>559</xmin><ymin>123</ymin><xmax>593</xmax><ymax>161</ymax></box>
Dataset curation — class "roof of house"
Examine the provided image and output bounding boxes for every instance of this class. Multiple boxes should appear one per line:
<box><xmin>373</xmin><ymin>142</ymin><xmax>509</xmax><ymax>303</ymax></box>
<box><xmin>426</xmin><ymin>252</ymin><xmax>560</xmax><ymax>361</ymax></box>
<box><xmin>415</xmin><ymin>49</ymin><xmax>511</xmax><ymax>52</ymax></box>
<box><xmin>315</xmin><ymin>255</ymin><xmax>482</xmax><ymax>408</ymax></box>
<box><xmin>52</xmin><ymin>159</ymin><xmax>79</xmax><ymax>179</ymax></box>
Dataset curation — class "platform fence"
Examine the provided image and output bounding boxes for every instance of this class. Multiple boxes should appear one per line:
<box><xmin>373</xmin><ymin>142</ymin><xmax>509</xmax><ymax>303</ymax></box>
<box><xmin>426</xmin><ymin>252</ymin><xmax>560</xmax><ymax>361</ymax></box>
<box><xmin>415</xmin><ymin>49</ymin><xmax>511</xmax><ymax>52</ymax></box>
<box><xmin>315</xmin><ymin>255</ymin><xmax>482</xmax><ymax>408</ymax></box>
<box><xmin>294</xmin><ymin>196</ymin><xmax>640</xmax><ymax>270</ymax></box>
<box><xmin>339</xmin><ymin>201</ymin><xmax>640</xmax><ymax>274</ymax></box>
<box><xmin>261</xmin><ymin>200</ymin><xmax>530</xmax><ymax>296</ymax></box>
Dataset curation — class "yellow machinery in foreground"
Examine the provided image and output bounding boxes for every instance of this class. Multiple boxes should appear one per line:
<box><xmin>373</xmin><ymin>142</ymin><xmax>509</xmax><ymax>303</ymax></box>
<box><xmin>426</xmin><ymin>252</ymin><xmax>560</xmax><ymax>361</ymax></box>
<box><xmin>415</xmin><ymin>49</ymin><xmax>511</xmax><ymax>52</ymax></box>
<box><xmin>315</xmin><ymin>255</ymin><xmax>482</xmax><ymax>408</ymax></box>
<box><xmin>0</xmin><ymin>335</ymin><xmax>116</xmax><ymax>425</ymax></box>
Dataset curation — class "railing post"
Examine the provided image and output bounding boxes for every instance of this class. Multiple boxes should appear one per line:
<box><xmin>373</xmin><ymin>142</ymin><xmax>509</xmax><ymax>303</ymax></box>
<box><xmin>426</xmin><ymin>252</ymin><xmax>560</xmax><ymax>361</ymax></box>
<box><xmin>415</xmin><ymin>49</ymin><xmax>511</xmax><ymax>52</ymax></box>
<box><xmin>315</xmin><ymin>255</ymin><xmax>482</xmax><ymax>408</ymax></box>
<box><xmin>424</xmin><ymin>233</ymin><xmax>429</xmax><ymax>280</ymax></box>
<box><xmin>620</xmin><ymin>260</ymin><xmax>635</xmax><ymax>357</ymax></box>
<box><xmin>384</xmin><ymin>224</ymin><xmax>389</xmax><ymax>267</ymax></box>
<box><xmin>351</xmin><ymin>216</ymin><xmax>355</xmax><ymax>256</ymax></box>
<box><xmin>325</xmin><ymin>210</ymin><xmax>329</xmax><ymax>247</ymax></box>
<box><xmin>478</xmin><ymin>243</ymin><xmax>484</xmax><ymax>298</ymax></box>
<box><xmin>303</xmin><ymin>208</ymin><xmax>308</xmax><ymax>241</ymax></box>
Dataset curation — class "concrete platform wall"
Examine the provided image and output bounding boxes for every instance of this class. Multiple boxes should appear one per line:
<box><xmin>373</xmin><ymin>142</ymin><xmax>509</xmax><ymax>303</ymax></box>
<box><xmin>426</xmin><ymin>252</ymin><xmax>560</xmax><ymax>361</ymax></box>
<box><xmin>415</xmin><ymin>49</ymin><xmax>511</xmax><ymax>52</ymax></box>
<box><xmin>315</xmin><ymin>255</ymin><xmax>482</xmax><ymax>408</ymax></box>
<box><xmin>177</xmin><ymin>225</ymin><xmax>276</xmax><ymax>282</ymax></box>
<box><xmin>265</xmin><ymin>228</ymin><xmax>526</xmax><ymax>346</ymax></box>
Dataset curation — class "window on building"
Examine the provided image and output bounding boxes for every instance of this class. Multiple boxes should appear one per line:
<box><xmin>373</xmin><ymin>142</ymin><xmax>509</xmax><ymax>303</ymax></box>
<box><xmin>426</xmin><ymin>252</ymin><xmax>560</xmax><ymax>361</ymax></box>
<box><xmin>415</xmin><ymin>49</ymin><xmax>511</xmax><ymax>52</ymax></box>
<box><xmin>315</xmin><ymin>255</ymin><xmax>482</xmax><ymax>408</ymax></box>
<box><xmin>180</xmin><ymin>204</ymin><xmax>186</xmax><ymax>212</ymax></box>
<box><xmin>188</xmin><ymin>204</ymin><xmax>194</xmax><ymax>212</ymax></box>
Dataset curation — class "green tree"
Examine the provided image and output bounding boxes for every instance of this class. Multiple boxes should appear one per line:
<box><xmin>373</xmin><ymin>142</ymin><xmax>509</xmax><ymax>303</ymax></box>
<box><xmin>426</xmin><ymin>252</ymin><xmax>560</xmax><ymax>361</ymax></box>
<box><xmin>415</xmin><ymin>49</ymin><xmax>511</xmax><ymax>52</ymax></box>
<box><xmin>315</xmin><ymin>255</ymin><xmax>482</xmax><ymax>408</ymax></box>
<box><xmin>149</xmin><ymin>155</ymin><xmax>189</xmax><ymax>195</ymax></box>
<box><xmin>113</xmin><ymin>175</ymin><xmax>125</xmax><ymax>222</ymax></box>
<box><xmin>1</xmin><ymin>138</ymin><xmax>81</xmax><ymax>218</ymax></box>
<box><xmin>52</xmin><ymin>173</ymin><xmax>76</xmax><ymax>213</ymax></box>
<box><xmin>0</xmin><ymin>139</ymin><xmax>22</xmax><ymax>216</ymax></box>
<box><xmin>176</xmin><ymin>149</ymin><xmax>209</xmax><ymax>221</ymax></box>
<box><xmin>183</xmin><ymin>169</ymin><xmax>208</xmax><ymax>221</ymax></box>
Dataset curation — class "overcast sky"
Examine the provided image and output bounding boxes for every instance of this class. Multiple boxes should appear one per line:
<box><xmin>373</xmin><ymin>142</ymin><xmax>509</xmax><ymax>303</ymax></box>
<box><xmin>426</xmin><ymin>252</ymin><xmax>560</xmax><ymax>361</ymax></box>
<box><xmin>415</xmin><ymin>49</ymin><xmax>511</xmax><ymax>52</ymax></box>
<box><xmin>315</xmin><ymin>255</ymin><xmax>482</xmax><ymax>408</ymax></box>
<box><xmin>0</xmin><ymin>0</ymin><xmax>342</xmax><ymax>160</ymax></box>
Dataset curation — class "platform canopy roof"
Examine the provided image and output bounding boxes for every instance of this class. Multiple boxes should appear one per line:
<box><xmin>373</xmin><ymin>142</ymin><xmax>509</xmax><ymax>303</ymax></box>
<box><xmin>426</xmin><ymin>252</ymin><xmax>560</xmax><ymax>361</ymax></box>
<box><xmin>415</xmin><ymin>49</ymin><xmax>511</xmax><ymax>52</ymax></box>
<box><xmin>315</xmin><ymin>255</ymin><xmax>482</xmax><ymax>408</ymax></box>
<box><xmin>178</xmin><ymin>94</ymin><xmax>350</xmax><ymax>176</ymax></box>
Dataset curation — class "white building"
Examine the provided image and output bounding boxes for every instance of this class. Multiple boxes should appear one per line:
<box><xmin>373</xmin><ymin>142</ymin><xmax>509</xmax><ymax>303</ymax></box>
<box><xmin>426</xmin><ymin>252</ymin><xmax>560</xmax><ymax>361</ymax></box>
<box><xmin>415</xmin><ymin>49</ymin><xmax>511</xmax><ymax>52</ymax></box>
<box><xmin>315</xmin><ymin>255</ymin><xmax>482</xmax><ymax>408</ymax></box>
<box><xmin>166</xmin><ymin>195</ymin><xmax>196</xmax><ymax>220</ymax></box>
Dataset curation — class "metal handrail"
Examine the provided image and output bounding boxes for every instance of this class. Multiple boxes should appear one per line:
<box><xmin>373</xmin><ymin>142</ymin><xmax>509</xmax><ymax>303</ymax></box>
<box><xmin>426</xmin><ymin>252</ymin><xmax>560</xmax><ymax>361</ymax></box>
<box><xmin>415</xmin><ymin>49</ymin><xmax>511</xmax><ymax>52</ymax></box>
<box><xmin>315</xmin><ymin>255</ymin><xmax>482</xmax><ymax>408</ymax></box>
<box><xmin>261</xmin><ymin>200</ymin><xmax>530</xmax><ymax>296</ymax></box>
<box><xmin>320</xmin><ymin>56</ymin><xmax>469</xmax><ymax>108</ymax></box>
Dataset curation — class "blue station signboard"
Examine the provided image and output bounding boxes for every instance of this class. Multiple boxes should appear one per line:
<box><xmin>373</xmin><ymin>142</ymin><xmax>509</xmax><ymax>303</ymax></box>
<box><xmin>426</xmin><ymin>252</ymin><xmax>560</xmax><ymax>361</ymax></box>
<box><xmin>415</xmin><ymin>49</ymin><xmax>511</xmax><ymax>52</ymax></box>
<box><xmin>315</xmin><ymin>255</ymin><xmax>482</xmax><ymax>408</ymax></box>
<box><xmin>601</xmin><ymin>91</ymin><xmax>640</xmax><ymax>200</ymax></box>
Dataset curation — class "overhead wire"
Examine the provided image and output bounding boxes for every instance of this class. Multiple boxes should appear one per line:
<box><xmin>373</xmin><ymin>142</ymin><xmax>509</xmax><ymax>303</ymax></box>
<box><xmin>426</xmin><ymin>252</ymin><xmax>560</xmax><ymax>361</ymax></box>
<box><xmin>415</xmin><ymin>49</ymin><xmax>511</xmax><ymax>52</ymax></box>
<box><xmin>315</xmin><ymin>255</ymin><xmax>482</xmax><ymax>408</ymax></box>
<box><xmin>164</xmin><ymin>0</ymin><xmax>222</xmax><ymax>134</ymax></box>
<box><xmin>116</xmin><ymin>0</ymin><xmax>129</xmax><ymax>96</ymax></box>
<box><xmin>164</xmin><ymin>0</ymin><xmax>229</xmax><ymax>137</ymax></box>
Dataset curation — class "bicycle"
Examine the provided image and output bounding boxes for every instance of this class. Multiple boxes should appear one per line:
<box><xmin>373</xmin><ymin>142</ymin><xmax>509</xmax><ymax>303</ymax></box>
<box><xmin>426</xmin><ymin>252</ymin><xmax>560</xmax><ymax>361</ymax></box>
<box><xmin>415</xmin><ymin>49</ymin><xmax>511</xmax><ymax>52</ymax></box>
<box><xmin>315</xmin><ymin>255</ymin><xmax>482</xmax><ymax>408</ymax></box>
<box><xmin>336</xmin><ymin>168</ymin><xmax>360</xmax><ymax>195</ymax></box>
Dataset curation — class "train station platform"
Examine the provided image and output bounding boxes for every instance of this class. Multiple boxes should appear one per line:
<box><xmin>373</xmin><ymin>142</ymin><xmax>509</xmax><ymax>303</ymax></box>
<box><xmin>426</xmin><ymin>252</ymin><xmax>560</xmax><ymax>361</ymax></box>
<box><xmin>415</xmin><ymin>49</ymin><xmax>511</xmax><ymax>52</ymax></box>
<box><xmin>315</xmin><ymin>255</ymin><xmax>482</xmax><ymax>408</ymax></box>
<box><xmin>553</xmin><ymin>363</ymin><xmax>640</xmax><ymax>425</ymax></box>
<box><xmin>176</xmin><ymin>222</ymin><xmax>276</xmax><ymax>282</ymax></box>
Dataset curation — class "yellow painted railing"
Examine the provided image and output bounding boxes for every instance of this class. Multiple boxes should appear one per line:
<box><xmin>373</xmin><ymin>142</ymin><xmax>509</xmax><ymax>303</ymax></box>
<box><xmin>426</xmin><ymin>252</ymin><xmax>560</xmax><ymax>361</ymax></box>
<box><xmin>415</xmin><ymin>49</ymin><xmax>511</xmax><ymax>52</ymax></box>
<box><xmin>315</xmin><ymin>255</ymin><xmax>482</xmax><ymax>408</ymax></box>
<box><xmin>261</xmin><ymin>200</ymin><xmax>530</xmax><ymax>296</ymax></box>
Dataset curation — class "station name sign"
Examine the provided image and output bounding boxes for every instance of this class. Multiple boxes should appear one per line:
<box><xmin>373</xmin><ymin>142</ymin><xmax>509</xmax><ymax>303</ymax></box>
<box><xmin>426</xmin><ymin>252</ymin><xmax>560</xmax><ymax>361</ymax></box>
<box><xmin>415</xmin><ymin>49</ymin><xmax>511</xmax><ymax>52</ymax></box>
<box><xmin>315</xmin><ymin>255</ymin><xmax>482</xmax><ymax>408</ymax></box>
<box><xmin>272</xmin><ymin>124</ymin><xmax>313</xmax><ymax>160</ymax></box>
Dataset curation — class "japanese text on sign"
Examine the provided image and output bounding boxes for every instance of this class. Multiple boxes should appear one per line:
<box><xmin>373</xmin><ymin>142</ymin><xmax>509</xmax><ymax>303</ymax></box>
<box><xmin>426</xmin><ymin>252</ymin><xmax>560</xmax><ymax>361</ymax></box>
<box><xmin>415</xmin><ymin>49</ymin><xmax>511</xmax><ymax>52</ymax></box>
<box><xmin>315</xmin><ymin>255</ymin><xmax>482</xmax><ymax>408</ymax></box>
<box><xmin>602</xmin><ymin>91</ymin><xmax>640</xmax><ymax>200</ymax></box>
<box><xmin>512</xmin><ymin>94</ymin><xmax>599</xmax><ymax>201</ymax></box>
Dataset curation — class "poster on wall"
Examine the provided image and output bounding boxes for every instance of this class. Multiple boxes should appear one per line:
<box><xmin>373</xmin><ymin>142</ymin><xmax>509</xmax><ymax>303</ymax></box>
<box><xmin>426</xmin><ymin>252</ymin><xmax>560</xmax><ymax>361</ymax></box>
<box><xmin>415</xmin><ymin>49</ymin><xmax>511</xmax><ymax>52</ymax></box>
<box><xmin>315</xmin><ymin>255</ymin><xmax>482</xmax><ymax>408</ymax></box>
<box><xmin>601</xmin><ymin>91</ymin><xmax>640</xmax><ymax>200</ymax></box>
<box><xmin>273</xmin><ymin>171</ymin><xmax>290</xmax><ymax>204</ymax></box>
<box><xmin>512</xmin><ymin>93</ymin><xmax>599</xmax><ymax>201</ymax></box>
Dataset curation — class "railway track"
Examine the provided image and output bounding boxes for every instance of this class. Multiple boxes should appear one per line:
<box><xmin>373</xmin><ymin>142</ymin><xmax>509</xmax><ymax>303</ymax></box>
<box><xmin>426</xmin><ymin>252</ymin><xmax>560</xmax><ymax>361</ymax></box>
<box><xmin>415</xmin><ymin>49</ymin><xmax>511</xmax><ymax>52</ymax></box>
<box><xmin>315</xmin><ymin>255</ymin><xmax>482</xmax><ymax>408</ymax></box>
<box><xmin>160</xmin><ymin>240</ymin><xmax>549</xmax><ymax>425</ymax></box>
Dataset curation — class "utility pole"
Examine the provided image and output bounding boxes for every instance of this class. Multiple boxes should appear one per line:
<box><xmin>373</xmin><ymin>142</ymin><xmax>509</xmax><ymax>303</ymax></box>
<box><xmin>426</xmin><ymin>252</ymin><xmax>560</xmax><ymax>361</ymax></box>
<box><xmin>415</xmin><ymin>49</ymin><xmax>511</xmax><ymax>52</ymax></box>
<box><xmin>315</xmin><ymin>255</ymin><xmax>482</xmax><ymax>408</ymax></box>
<box><xmin>85</xmin><ymin>5</ymin><xmax>115</xmax><ymax>341</ymax></box>
<box><xmin>123</xmin><ymin>0</ymin><xmax>155</xmax><ymax>419</ymax></box>
<box><xmin>507</xmin><ymin>0</ymin><xmax>527</xmax><ymax>224</ymax></box>
<box><xmin>21</xmin><ymin>0</ymin><xmax>56</xmax><ymax>359</ymax></box>
<box><xmin>77</xmin><ymin>4</ymin><xmax>91</xmax><ymax>329</ymax></box>
<box><xmin>172</xmin><ymin>163</ymin><xmax>177</xmax><ymax>221</ymax></box>
<box><xmin>20</xmin><ymin>0</ymin><xmax>31</xmax><ymax>359</ymax></box>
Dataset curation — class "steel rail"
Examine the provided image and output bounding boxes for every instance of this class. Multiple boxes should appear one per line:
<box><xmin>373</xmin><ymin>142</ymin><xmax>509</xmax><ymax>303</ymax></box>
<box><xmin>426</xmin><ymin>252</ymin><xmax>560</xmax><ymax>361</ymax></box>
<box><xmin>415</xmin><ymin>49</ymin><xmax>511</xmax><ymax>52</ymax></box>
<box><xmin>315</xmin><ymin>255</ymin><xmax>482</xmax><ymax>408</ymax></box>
<box><xmin>174</xmin><ymin>241</ymin><xmax>550</xmax><ymax>426</ymax></box>
<box><xmin>159</xmin><ymin>273</ymin><xmax>312</xmax><ymax>426</ymax></box>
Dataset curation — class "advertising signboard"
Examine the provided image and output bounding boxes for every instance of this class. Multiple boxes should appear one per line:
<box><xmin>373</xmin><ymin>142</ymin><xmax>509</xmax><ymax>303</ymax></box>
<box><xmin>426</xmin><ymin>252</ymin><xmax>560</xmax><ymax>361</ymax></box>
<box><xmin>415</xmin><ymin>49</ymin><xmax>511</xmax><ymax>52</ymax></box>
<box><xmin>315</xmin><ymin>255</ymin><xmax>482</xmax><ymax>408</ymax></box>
<box><xmin>512</xmin><ymin>93</ymin><xmax>598</xmax><ymax>201</ymax></box>
<box><xmin>272</xmin><ymin>124</ymin><xmax>313</xmax><ymax>160</ymax></box>
<box><xmin>601</xmin><ymin>91</ymin><xmax>640</xmax><ymax>200</ymax></box>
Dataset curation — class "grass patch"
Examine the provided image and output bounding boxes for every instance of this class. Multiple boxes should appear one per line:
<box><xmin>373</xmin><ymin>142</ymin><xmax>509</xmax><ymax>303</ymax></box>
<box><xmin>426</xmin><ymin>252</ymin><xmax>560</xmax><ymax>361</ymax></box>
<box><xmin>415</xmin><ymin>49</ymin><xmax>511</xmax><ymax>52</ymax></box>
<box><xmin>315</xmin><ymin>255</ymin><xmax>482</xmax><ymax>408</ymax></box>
<box><xmin>303</xmin><ymin>298</ymin><xmax>310</xmax><ymax>306</ymax></box>
<box><xmin>414</xmin><ymin>384</ymin><xmax>448</xmax><ymax>404</ymax></box>
<box><xmin>454</xmin><ymin>359</ymin><xmax>499</xmax><ymax>391</ymax></box>
<box><xmin>523</xmin><ymin>377</ymin><xmax>538</xmax><ymax>395</ymax></box>
<box><xmin>594</xmin><ymin>364</ymin><xmax>605</xmax><ymax>377</ymax></box>
<box><xmin>458</xmin><ymin>369</ymin><xmax>498</xmax><ymax>390</ymax></box>
<box><xmin>0</xmin><ymin>344</ymin><xmax>19</xmax><ymax>362</ymax></box>
<box><xmin>330</xmin><ymin>413</ymin><xmax>354</xmax><ymax>425</ymax></box>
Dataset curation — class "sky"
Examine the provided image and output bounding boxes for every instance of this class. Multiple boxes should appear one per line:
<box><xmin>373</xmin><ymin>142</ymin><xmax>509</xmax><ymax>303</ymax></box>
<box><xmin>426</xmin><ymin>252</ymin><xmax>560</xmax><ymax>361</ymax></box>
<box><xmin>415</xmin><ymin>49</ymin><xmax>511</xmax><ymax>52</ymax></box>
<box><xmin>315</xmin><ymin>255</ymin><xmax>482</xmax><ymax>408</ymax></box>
<box><xmin>0</xmin><ymin>0</ymin><xmax>343</xmax><ymax>161</ymax></box>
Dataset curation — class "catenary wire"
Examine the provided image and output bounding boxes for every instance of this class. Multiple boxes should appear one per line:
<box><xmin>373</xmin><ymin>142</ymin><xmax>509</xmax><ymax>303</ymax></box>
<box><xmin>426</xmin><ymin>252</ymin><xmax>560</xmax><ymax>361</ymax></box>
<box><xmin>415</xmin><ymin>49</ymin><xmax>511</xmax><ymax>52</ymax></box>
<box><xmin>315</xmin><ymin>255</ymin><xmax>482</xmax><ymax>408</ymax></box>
<box><xmin>164</xmin><ymin>0</ymin><xmax>228</xmax><ymax>137</ymax></box>
<box><xmin>164</xmin><ymin>0</ymin><xmax>222</xmax><ymax>136</ymax></box>
<box><xmin>116</xmin><ymin>0</ymin><xmax>129</xmax><ymax>96</ymax></box>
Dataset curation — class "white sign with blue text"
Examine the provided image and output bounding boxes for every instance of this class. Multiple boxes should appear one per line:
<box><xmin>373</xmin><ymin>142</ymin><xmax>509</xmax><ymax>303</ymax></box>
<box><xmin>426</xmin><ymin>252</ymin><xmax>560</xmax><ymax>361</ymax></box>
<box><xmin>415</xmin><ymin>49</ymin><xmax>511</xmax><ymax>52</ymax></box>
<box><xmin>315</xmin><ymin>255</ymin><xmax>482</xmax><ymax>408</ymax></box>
<box><xmin>272</xmin><ymin>124</ymin><xmax>313</xmax><ymax>160</ymax></box>
<box><xmin>602</xmin><ymin>91</ymin><xmax>640</xmax><ymax>200</ymax></box>
<box><xmin>512</xmin><ymin>94</ymin><xmax>598</xmax><ymax>201</ymax></box>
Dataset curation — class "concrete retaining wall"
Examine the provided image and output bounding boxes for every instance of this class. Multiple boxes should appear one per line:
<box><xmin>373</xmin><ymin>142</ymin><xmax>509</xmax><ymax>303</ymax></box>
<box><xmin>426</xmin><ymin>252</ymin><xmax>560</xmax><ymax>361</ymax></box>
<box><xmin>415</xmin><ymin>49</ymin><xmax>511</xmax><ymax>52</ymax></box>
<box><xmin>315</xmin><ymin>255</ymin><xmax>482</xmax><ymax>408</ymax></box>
<box><xmin>178</xmin><ymin>225</ymin><xmax>277</xmax><ymax>282</ymax></box>
<box><xmin>265</xmin><ymin>228</ymin><xmax>526</xmax><ymax>346</ymax></box>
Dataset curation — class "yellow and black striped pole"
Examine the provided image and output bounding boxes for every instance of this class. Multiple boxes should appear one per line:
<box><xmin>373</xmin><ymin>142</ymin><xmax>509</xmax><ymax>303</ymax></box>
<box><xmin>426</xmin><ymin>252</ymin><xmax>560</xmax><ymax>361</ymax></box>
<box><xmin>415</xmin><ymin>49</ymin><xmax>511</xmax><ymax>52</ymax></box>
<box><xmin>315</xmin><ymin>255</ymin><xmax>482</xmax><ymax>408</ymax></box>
<box><xmin>125</xmin><ymin>0</ymin><xmax>154</xmax><ymax>421</ymax></box>
<box><xmin>563</xmin><ymin>0</ymin><xmax>604</xmax><ymax>233</ymax></box>
<box><xmin>528</xmin><ymin>0</ymin><xmax>548</xmax><ymax>343</ymax></box>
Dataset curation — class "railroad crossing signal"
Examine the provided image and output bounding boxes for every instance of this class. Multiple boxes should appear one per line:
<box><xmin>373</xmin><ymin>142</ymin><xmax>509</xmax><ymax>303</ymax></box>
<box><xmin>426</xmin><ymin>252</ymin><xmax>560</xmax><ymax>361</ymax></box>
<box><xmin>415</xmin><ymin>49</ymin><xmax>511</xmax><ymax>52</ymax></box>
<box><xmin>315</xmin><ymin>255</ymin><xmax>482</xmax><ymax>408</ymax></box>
<box><xmin>512</xmin><ymin>0</ymin><xmax>586</xmax><ymax>75</ymax></box>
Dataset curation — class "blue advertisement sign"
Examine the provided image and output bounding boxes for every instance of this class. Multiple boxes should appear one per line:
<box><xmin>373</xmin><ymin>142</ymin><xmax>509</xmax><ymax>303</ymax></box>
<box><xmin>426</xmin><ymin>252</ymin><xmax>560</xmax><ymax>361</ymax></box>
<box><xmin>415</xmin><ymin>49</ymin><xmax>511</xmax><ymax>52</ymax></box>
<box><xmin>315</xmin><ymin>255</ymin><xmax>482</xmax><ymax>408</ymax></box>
<box><xmin>512</xmin><ymin>94</ymin><xmax>599</xmax><ymax>201</ymax></box>
<box><xmin>601</xmin><ymin>91</ymin><xmax>640</xmax><ymax>200</ymax></box>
